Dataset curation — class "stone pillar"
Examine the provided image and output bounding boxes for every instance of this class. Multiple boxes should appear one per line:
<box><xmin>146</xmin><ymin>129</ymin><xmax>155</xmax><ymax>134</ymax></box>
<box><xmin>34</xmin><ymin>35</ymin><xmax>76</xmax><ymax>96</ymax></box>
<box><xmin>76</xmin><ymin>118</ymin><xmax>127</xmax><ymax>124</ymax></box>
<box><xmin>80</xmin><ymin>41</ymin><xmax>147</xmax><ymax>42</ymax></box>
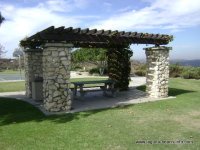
<box><xmin>43</xmin><ymin>43</ymin><xmax>72</xmax><ymax>112</ymax></box>
<box><xmin>24</xmin><ymin>49</ymin><xmax>43</xmax><ymax>98</ymax></box>
<box><xmin>144</xmin><ymin>46</ymin><xmax>172</xmax><ymax>98</ymax></box>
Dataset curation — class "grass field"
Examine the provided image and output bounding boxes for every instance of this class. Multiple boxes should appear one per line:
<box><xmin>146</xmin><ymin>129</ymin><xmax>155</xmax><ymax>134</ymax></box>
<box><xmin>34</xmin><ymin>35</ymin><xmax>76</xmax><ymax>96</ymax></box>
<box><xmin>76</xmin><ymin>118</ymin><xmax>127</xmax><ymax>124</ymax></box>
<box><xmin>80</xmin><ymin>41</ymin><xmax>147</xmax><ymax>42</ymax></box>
<box><xmin>0</xmin><ymin>77</ymin><xmax>108</xmax><ymax>93</ymax></box>
<box><xmin>0</xmin><ymin>78</ymin><xmax>199</xmax><ymax>149</ymax></box>
<box><xmin>0</xmin><ymin>70</ymin><xmax>25</xmax><ymax>74</ymax></box>
<box><xmin>0</xmin><ymin>81</ymin><xmax>25</xmax><ymax>92</ymax></box>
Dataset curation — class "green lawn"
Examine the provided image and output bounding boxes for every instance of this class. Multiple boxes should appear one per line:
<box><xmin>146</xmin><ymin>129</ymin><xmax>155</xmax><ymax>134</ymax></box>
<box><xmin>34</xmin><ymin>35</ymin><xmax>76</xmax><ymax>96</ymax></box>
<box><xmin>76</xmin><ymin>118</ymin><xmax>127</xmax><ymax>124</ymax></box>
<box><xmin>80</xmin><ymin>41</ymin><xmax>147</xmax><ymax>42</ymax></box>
<box><xmin>0</xmin><ymin>77</ymin><xmax>108</xmax><ymax>93</ymax></box>
<box><xmin>0</xmin><ymin>70</ymin><xmax>25</xmax><ymax>74</ymax></box>
<box><xmin>0</xmin><ymin>78</ymin><xmax>199</xmax><ymax>149</ymax></box>
<box><xmin>0</xmin><ymin>81</ymin><xmax>25</xmax><ymax>92</ymax></box>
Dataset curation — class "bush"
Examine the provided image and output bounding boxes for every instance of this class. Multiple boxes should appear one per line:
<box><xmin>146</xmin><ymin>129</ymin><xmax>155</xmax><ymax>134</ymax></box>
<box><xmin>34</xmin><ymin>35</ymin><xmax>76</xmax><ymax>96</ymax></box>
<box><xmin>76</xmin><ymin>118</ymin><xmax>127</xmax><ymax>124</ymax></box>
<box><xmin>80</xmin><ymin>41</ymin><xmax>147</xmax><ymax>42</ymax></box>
<box><xmin>134</xmin><ymin>64</ymin><xmax>146</xmax><ymax>76</ymax></box>
<box><xmin>181</xmin><ymin>67</ymin><xmax>200</xmax><ymax>79</ymax></box>
<box><xmin>169</xmin><ymin>64</ymin><xmax>183</xmax><ymax>77</ymax></box>
<box><xmin>89</xmin><ymin>68</ymin><xmax>99</xmax><ymax>75</ymax></box>
<box><xmin>181</xmin><ymin>70</ymin><xmax>190</xmax><ymax>79</ymax></box>
<box><xmin>135</xmin><ymin>70</ymin><xmax>146</xmax><ymax>76</ymax></box>
<box><xmin>71</xmin><ymin>65</ymin><xmax>82</xmax><ymax>71</ymax></box>
<box><xmin>89</xmin><ymin>67</ymin><xmax>108</xmax><ymax>75</ymax></box>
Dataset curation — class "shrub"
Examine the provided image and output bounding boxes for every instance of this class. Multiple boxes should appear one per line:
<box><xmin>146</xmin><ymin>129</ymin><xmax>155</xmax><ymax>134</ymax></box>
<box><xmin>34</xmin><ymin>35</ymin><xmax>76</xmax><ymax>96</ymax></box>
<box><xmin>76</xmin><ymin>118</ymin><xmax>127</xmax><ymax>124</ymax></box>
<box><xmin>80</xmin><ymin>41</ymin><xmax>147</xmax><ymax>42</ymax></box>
<box><xmin>181</xmin><ymin>67</ymin><xmax>200</xmax><ymax>79</ymax></box>
<box><xmin>89</xmin><ymin>67</ymin><xmax>108</xmax><ymax>75</ymax></box>
<box><xmin>134</xmin><ymin>64</ymin><xmax>146</xmax><ymax>76</ymax></box>
<box><xmin>169</xmin><ymin>64</ymin><xmax>183</xmax><ymax>77</ymax></box>
<box><xmin>71</xmin><ymin>65</ymin><xmax>82</xmax><ymax>71</ymax></box>
<box><xmin>181</xmin><ymin>70</ymin><xmax>190</xmax><ymax>79</ymax></box>
<box><xmin>135</xmin><ymin>70</ymin><xmax>146</xmax><ymax>76</ymax></box>
<box><xmin>89</xmin><ymin>68</ymin><xmax>99</xmax><ymax>75</ymax></box>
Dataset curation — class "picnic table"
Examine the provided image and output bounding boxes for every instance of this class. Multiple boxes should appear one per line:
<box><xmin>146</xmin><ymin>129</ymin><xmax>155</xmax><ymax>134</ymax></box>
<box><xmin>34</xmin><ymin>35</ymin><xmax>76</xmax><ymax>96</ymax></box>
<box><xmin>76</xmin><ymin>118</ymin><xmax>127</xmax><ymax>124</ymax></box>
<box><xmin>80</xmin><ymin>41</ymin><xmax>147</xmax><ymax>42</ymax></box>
<box><xmin>71</xmin><ymin>79</ymin><xmax>117</xmax><ymax>97</ymax></box>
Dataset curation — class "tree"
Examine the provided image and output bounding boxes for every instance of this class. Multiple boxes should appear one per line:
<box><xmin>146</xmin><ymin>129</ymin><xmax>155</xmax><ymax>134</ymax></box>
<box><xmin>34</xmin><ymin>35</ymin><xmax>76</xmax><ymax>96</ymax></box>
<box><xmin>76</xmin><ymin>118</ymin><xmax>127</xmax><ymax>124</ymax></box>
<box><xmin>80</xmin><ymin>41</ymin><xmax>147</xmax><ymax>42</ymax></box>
<box><xmin>0</xmin><ymin>11</ymin><xmax>6</xmax><ymax>70</ymax></box>
<box><xmin>72</xmin><ymin>48</ymin><xmax>107</xmax><ymax>64</ymax></box>
<box><xmin>0</xmin><ymin>44</ymin><xmax>6</xmax><ymax>58</ymax></box>
<box><xmin>13</xmin><ymin>48</ymin><xmax>24</xmax><ymax>57</ymax></box>
<box><xmin>72</xmin><ymin>48</ymin><xmax>107</xmax><ymax>74</ymax></box>
<box><xmin>0</xmin><ymin>12</ymin><xmax>5</xmax><ymax>25</ymax></box>
<box><xmin>13</xmin><ymin>48</ymin><xmax>24</xmax><ymax>79</ymax></box>
<box><xmin>0</xmin><ymin>44</ymin><xmax>7</xmax><ymax>71</ymax></box>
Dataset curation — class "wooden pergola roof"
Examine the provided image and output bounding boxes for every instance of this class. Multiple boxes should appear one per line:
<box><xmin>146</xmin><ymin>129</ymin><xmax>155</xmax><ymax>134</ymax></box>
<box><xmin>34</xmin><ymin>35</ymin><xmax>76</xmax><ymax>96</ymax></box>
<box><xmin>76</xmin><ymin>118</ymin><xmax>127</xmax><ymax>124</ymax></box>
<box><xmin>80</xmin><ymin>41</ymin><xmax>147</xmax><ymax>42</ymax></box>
<box><xmin>20</xmin><ymin>26</ymin><xmax>173</xmax><ymax>48</ymax></box>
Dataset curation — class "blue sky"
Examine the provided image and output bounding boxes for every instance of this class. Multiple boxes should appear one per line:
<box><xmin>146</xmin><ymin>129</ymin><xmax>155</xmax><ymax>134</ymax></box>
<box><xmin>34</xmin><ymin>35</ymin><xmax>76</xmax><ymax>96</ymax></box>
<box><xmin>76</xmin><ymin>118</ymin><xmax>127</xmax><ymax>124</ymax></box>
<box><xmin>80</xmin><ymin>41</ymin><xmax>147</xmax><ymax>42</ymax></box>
<box><xmin>0</xmin><ymin>0</ymin><xmax>200</xmax><ymax>60</ymax></box>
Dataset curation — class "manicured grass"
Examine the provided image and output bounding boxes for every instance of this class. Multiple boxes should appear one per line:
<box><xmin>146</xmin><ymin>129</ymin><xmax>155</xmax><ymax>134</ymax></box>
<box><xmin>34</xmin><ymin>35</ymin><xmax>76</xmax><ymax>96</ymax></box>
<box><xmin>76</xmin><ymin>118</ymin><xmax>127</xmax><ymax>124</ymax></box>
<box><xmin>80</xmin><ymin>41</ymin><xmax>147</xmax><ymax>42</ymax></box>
<box><xmin>0</xmin><ymin>70</ymin><xmax>25</xmax><ymax>74</ymax></box>
<box><xmin>0</xmin><ymin>78</ymin><xmax>199</xmax><ymax>149</ymax></box>
<box><xmin>0</xmin><ymin>81</ymin><xmax>25</xmax><ymax>92</ymax></box>
<box><xmin>0</xmin><ymin>77</ymin><xmax>108</xmax><ymax>92</ymax></box>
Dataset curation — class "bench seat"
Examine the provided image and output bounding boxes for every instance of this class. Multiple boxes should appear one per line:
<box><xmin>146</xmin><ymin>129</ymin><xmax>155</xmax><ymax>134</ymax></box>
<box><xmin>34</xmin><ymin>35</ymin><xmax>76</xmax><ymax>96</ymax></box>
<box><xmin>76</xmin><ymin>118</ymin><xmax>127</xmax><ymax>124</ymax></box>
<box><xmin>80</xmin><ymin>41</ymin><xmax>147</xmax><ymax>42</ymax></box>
<box><xmin>70</xmin><ymin>79</ymin><xmax>117</xmax><ymax>98</ymax></box>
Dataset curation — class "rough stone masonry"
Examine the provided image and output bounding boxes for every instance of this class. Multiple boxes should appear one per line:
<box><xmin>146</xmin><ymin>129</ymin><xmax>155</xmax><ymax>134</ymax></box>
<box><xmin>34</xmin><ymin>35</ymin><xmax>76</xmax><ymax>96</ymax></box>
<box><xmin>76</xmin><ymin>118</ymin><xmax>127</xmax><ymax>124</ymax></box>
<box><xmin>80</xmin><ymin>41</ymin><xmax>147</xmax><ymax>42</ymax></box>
<box><xmin>24</xmin><ymin>43</ymin><xmax>73</xmax><ymax>112</ymax></box>
<box><xmin>24</xmin><ymin>50</ymin><xmax>43</xmax><ymax>98</ymax></box>
<box><xmin>42</xmin><ymin>43</ymin><xmax>72</xmax><ymax>112</ymax></box>
<box><xmin>144</xmin><ymin>46</ymin><xmax>172</xmax><ymax>98</ymax></box>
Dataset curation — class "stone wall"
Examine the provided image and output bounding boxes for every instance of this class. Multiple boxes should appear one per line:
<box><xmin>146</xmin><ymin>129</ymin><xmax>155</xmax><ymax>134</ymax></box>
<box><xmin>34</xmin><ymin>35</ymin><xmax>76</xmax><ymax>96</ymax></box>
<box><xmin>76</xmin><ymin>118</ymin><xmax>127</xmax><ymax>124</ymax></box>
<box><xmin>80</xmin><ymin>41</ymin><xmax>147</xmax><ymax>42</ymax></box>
<box><xmin>144</xmin><ymin>46</ymin><xmax>171</xmax><ymax>98</ymax></box>
<box><xmin>24</xmin><ymin>50</ymin><xmax>43</xmax><ymax>98</ymax></box>
<box><xmin>43</xmin><ymin>43</ymin><xmax>72</xmax><ymax>112</ymax></box>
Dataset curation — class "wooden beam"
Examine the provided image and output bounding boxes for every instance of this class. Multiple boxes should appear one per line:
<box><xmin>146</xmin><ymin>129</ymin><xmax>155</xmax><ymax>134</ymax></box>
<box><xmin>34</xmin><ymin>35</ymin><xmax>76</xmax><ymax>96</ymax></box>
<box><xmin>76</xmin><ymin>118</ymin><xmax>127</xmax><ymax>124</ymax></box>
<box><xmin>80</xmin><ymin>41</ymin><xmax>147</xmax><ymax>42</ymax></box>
<box><xmin>80</xmin><ymin>28</ymin><xmax>89</xmax><ymax>34</ymax></box>
<box><xmin>103</xmin><ymin>30</ymin><xmax>111</xmax><ymax>35</ymax></box>
<box><xmin>53</xmin><ymin>26</ymin><xmax>65</xmax><ymax>33</ymax></box>
<box><xmin>73</xmin><ymin>28</ymin><xmax>81</xmax><ymax>33</ymax></box>
<box><xmin>64</xmin><ymin>27</ymin><xmax>73</xmax><ymax>33</ymax></box>
<box><xmin>87</xmin><ymin>29</ymin><xmax>97</xmax><ymax>34</ymax></box>
<box><xmin>109</xmin><ymin>30</ymin><xmax>118</xmax><ymax>36</ymax></box>
<box><xmin>24</xmin><ymin>26</ymin><xmax>173</xmax><ymax>47</ymax></box>
<box><xmin>119</xmin><ymin>31</ymin><xmax>125</xmax><ymax>36</ymax></box>
<box><xmin>95</xmin><ymin>30</ymin><xmax>104</xmax><ymax>35</ymax></box>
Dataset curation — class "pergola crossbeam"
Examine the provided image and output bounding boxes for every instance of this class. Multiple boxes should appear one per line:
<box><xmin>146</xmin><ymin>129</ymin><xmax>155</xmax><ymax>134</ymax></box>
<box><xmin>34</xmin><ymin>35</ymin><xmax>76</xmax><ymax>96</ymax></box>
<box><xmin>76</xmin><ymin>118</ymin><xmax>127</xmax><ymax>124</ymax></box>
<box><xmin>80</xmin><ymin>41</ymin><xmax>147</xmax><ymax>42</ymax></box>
<box><xmin>21</xmin><ymin>26</ymin><xmax>173</xmax><ymax>49</ymax></box>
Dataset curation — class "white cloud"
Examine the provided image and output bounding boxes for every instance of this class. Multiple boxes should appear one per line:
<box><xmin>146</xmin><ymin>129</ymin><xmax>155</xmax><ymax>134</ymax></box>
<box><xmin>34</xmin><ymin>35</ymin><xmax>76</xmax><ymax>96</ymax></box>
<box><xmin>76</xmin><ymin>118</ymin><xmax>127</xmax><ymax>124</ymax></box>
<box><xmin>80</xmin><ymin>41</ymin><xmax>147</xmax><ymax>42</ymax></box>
<box><xmin>38</xmin><ymin>0</ymin><xmax>91</xmax><ymax>12</ymax></box>
<box><xmin>0</xmin><ymin>0</ymin><xmax>200</xmax><ymax>59</ymax></box>
<box><xmin>117</xmin><ymin>6</ymin><xmax>132</xmax><ymax>13</ymax></box>
<box><xmin>0</xmin><ymin>0</ymin><xmax>91</xmax><ymax>57</ymax></box>
<box><xmin>73</xmin><ymin>0</ymin><xmax>90</xmax><ymax>9</ymax></box>
<box><xmin>92</xmin><ymin>0</ymin><xmax>200</xmax><ymax>31</ymax></box>
<box><xmin>39</xmin><ymin>0</ymin><xmax>72</xmax><ymax>12</ymax></box>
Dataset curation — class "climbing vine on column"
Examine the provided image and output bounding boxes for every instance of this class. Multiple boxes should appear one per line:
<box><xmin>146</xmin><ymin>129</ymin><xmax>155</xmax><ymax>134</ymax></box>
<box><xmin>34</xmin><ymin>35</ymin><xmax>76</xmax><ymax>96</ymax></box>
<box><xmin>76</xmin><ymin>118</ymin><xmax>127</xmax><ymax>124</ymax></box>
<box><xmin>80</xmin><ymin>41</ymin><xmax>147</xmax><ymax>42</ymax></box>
<box><xmin>107</xmin><ymin>46</ymin><xmax>133</xmax><ymax>91</ymax></box>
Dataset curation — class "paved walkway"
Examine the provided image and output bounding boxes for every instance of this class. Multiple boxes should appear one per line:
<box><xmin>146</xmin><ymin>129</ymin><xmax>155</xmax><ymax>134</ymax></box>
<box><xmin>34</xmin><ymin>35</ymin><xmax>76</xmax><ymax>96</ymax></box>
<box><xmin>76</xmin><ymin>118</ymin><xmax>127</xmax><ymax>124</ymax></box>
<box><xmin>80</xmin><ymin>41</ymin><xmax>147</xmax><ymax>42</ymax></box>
<box><xmin>0</xmin><ymin>77</ymin><xmax>175</xmax><ymax>115</ymax></box>
<box><xmin>0</xmin><ymin>74</ymin><xmax>25</xmax><ymax>81</ymax></box>
<box><xmin>0</xmin><ymin>80</ymin><xmax>25</xmax><ymax>82</ymax></box>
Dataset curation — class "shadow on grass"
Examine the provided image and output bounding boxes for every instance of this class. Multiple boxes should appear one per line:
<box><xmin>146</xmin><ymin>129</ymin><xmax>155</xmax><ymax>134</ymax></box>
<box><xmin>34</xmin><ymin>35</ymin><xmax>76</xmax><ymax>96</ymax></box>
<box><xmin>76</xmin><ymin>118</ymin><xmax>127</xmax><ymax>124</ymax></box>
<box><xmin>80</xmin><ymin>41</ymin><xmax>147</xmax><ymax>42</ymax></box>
<box><xmin>0</xmin><ymin>97</ymin><xmax>124</xmax><ymax>126</ymax></box>
<box><xmin>0</xmin><ymin>85</ymin><xmax>195</xmax><ymax>126</ymax></box>
<box><xmin>168</xmin><ymin>88</ymin><xmax>195</xmax><ymax>96</ymax></box>
<box><xmin>136</xmin><ymin>85</ymin><xmax>195</xmax><ymax>96</ymax></box>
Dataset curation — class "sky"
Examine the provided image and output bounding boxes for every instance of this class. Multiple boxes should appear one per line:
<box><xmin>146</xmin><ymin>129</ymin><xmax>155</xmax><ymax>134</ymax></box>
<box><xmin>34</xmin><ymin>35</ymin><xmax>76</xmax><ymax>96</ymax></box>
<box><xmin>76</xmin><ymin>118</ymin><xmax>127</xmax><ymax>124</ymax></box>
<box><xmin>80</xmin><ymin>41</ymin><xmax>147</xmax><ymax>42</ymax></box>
<box><xmin>0</xmin><ymin>0</ymin><xmax>200</xmax><ymax>60</ymax></box>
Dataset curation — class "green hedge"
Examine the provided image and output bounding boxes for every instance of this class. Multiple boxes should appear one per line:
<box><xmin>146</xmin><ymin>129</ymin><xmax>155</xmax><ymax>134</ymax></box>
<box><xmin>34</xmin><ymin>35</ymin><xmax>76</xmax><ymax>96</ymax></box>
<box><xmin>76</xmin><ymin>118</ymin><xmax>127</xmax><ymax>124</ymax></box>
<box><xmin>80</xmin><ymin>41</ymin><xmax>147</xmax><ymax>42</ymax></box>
<box><xmin>169</xmin><ymin>64</ymin><xmax>184</xmax><ymax>77</ymax></box>
<box><xmin>134</xmin><ymin>63</ymin><xmax>200</xmax><ymax>79</ymax></box>
<box><xmin>89</xmin><ymin>68</ymin><xmax>99</xmax><ymax>74</ymax></box>
<box><xmin>134</xmin><ymin>70</ymin><xmax>146</xmax><ymax>76</ymax></box>
<box><xmin>169</xmin><ymin>64</ymin><xmax>200</xmax><ymax>79</ymax></box>
<box><xmin>89</xmin><ymin>67</ymin><xmax>108</xmax><ymax>75</ymax></box>
<box><xmin>181</xmin><ymin>67</ymin><xmax>200</xmax><ymax>79</ymax></box>
<box><xmin>134</xmin><ymin>64</ymin><xmax>146</xmax><ymax>76</ymax></box>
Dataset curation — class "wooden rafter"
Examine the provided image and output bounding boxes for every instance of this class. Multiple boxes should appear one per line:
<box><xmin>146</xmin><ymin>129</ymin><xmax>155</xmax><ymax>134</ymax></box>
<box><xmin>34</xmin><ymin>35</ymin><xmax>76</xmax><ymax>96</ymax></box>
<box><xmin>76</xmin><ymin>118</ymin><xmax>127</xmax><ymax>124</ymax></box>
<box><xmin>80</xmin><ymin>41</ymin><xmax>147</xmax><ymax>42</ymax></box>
<box><xmin>20</xmin><ymin>26</ymin><xmax>173</xmax><ymax>48</ymax></box>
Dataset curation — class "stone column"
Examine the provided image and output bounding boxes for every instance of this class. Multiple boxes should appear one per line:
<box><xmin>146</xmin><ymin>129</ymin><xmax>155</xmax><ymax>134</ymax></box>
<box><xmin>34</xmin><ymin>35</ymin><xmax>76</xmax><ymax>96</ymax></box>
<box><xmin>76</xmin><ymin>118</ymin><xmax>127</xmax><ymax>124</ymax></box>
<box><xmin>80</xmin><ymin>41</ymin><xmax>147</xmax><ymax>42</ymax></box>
<box><xmin>144</xmin><ymin>46</ymin><xmax>172</xmax><ymax>98</ymax></box>
<box><xmin>43</xmin><ymin>43</ymin><xmax>72</xmax><ymax>112</ymax></box>
<box><xmin>24</xmin><ymin>49</ymin><xmax>43</xmax><ymax>98</ymax></box>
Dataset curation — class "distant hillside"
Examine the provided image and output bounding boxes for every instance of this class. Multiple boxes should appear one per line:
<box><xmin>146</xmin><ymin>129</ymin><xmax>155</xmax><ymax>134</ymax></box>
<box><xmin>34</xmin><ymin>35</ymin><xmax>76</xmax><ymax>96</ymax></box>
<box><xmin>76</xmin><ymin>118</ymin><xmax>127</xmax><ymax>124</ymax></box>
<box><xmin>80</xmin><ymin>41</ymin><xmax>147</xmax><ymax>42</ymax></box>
<box><xmin>170</xmin><ymin>59</ymin><xmax>200</xmax><ymax>67</ymax></box>
<box><xmin>132</xmin><ymin>59</ymin><xmax>200</xmax><ymax>67</ymax></box>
